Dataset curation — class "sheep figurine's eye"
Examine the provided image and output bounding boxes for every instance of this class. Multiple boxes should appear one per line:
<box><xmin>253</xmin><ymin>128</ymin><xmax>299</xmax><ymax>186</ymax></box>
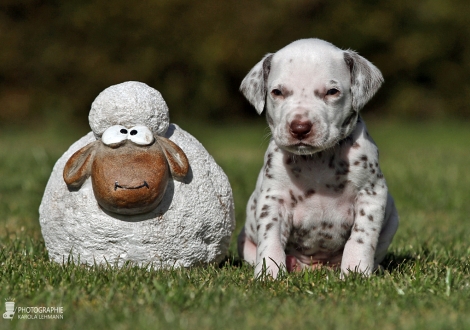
<box><xmin>102</xmin><ymin>125</ymin><xmax>129</xmax><ymax>146</ymax></box>
<box><xmin>128</xmin><ymin>125</ymin><xmax>155</xmax><ymax>146</ymax></box>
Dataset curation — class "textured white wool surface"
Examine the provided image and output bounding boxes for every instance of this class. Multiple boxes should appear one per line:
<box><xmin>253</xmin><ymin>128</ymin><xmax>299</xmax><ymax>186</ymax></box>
<box><xmin>39</xmin><ymin>125</ymin><xmax>235</xmax><ymax>268</ymax></box>
<box><xmin>39</xmin><ymin>82</ymin><xmax>235</xmax><ymax>268</ymax></box>
<box><xmin>89</xmin><ymin>81</ymin><xmax>170</xmax><ymax>138</ymax></box>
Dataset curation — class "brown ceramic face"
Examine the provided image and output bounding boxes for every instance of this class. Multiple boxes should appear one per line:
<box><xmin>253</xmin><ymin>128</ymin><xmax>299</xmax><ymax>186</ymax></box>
<box><xmin>91</xmin><ymin>141</ymin><xmax>169</xmax><ymax>215</ymax></box>
<box><xmin>63</xmin><ymin>125</ymin><xmax>189</xmax><ymax>216</ymax></box>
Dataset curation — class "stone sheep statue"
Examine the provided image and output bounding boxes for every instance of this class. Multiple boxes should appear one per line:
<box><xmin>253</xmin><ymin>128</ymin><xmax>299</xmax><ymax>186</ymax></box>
<box><xmin>39</xmin><ymin>81</ymin><xmax>235</xmax><ymax>269</ymax></box>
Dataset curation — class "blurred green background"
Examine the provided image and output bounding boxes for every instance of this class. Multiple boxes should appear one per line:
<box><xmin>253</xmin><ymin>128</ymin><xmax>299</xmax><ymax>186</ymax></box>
<box><xmin>2</xmin><ymin>0</ymin><xmax>470</xmax><ymax>128</ymax></box>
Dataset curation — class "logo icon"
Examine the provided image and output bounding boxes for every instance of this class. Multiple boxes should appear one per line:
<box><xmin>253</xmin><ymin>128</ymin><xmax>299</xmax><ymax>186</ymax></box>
<box><xmin>3</xmin><ymin>300</ymin><xmax>15</xmax><ymax>320</ymax></box>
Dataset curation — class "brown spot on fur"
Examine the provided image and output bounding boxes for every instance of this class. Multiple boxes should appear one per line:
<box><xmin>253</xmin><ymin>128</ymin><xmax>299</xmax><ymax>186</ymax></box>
<box><xmin>305</xmin><ymin>189</ymin><xmax>316</xmax><ymax>197</ymax></box>
<box><xmin>290</xmin><ymin>190</ymin><xmax>298</xmax><ymax>206</ymax></box>
<box><xmin>353</xmin><ymin>224</ymin><xmax>365</xmax><ymax>233</ymax></box>
<box><xmin>319</xmin><ymin>231</ymin><xmax>333</xmax><ymax>240</ymax></box>
<box><xmin>295</xmin><ymin>228</ymin><xmax>309</xmax><ymax>237</ymax></box>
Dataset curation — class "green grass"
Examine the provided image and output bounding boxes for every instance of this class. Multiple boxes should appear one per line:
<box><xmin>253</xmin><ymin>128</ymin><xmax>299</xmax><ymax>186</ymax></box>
<box><xmin>1</xmin><ymin>117</ymin><xmax>470</xmax><ymax>329</ymax></box>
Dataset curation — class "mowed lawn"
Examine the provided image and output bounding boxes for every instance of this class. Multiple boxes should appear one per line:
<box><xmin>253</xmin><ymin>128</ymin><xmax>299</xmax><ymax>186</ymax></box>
<box><xmin>1</xmin><ymin>117</ymin><xmax>469</xmax><ymax>329</ymax></box>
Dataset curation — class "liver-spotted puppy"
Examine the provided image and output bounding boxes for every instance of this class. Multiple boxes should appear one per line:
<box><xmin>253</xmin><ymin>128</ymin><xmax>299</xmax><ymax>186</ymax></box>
<box><xmin>237</xmin><ymin>38</ymin><xmax>399</xmax><ymax>278</ymax></box>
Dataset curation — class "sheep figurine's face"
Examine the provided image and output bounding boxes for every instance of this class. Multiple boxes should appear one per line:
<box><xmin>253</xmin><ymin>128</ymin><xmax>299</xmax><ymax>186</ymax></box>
<box><xmin>63</xmin><ymin>125</ymin><xmax>189</xmax><ymax>215</ymax></box>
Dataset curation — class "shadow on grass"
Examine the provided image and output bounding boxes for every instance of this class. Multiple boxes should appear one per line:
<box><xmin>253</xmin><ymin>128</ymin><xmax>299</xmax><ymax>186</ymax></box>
<box><xmin>381</xmin><ymin>252</ymin><xmax>417</xmax><ymax>274</ymax></box>
<box><xmin>218</xmin><ymin>254</ymin><xmax>244</xmax><ymax>268</ymax></box>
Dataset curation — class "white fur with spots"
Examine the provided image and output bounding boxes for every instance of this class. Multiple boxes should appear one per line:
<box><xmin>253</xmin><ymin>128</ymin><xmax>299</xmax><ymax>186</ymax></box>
<box><xmin>237</xmin><ymin>39</ymin><xmax>398</xmax><ymax>279</ymax></box>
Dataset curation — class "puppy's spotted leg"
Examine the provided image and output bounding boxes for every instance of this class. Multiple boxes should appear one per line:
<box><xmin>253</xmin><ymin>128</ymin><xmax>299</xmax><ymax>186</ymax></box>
<box><xmin>341</xmin><ymin>166</ymin><xmax>389</xmax><ymax>276</ymax></box>
<box><xmin>254</xmin><ymin>207</ymin><xmax>287</xmax><ymax>279</ymax></box>
<box><xmin>250</xmin><ymin>185</ymin><xmax>294</xmax><ymax>279</ymax></box>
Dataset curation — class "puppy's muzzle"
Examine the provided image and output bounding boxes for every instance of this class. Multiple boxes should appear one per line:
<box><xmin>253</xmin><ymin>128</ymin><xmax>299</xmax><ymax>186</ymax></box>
<box><xmin>289</xmin><ymin>119</ymin><xmax>313</xmax><ymax>140</ymax></box>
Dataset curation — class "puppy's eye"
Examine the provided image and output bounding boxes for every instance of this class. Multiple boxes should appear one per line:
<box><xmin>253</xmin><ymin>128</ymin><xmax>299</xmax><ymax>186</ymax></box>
<box><xmin>271</xmin><ymin>89</ymin><xmax>283</xmax><ymax>96</ymax></box>
<box><xmin>102</xmin><ymin>125</ymin><xmax>129</xmax><ymax>146</ymax></box>
<box><xmin>128</xmin><ymin>125</ymin><xmax>155</xmax><ymax>146</ymax></box>
<box><xmin>326</xmin><ymin>88</ymin><xmax>340</xmax><ymax>96</ymax></box>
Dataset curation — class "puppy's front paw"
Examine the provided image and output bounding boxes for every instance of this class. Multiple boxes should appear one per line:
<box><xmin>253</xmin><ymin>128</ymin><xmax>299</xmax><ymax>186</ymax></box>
<box><xmin>340</xmin><ymin>262</ymin><xmax>373</xmax><ymax>279</ymax></box>
<box><xmin>254</xmin><ymin>256</ymin><xmax>286</xmax><ymax>279</ymax></box>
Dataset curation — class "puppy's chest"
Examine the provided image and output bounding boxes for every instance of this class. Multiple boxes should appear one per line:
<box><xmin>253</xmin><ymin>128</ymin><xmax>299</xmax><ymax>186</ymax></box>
<box><xmin>269</xmin><ymin>150</ymin><xmax>356</xmax><ymax>207</ymax></box>
<box><xmin>267</xmin><ymin>151</ymin><xmax>357</xmax><ymax>252</ymax></box>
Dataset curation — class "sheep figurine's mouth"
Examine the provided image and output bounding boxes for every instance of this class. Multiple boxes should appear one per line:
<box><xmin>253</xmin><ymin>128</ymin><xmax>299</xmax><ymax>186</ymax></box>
<box><xmin>114</xmin><ymin>181</ymin><xmax>149</xmax><ymax>191</ymax></box>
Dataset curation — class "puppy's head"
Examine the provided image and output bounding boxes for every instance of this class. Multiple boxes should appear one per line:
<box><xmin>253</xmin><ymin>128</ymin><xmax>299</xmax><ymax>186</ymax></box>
<box><xmin>240</xmin><ymin>38</ymin><xmax>383</xmax><ymax>155</ymax></box>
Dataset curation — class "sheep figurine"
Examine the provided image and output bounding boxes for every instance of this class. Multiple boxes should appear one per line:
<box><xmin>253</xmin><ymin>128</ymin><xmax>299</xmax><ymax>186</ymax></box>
<box><xmin>63</xmin><ymin>123</ymin><xmax>189</xmax><ymax>215</ymax></box>
<box><xmin>39</xmin><ymin>81</ymin><xmax>235</xmax><ymax>268</ymax></box>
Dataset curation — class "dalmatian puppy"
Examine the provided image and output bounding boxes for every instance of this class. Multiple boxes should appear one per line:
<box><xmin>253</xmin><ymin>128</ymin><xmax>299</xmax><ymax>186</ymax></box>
<box><xmin>237</xmin><ymin>38</ymin><xmax>399</xmax><ymax>279</ymax></box>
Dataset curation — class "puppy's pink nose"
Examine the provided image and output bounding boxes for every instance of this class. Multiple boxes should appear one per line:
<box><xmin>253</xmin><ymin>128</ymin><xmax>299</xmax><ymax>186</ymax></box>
<box><xmin>290</xmin><ymin>120</ymin><xmax>312</xmax><ymax>140</ymax></box>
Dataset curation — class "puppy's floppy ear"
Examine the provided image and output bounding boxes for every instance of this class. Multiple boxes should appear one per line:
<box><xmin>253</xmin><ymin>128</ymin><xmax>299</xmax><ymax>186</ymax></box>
<box><xmin>63</xmin><ymin>141</ymin><xmax>97</xmax><ymax>189</ymax></box>
<box><xmin>240</xmin><ymin>53</ymin><xmax>274</xmax><ymax>114</ymax></box>
<box><xmin>343</xmin><ymin>50</ymin><xmax>384</xmax><ymax>111</ymax></box>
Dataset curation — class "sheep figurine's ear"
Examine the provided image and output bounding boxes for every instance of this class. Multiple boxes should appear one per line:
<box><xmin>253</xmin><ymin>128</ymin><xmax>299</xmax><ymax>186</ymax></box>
<box><xmin>240</xmin><ymin>53</ymin><xmax>274</xmax><ymax>114</ymax></box>
<box><xmin>155</xmin><ymin>137</ymin><xmax>189</xmax><ymax>180</ymax></box>
<box><xmin>63</xmin><ymin>141</ymin><xmax>98</xmax><ymax>189</ymax></box>
<box><xmin>343</xmin><ymin>50</ymin><xmax>384</xmax><ymax>111</ymax></box>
